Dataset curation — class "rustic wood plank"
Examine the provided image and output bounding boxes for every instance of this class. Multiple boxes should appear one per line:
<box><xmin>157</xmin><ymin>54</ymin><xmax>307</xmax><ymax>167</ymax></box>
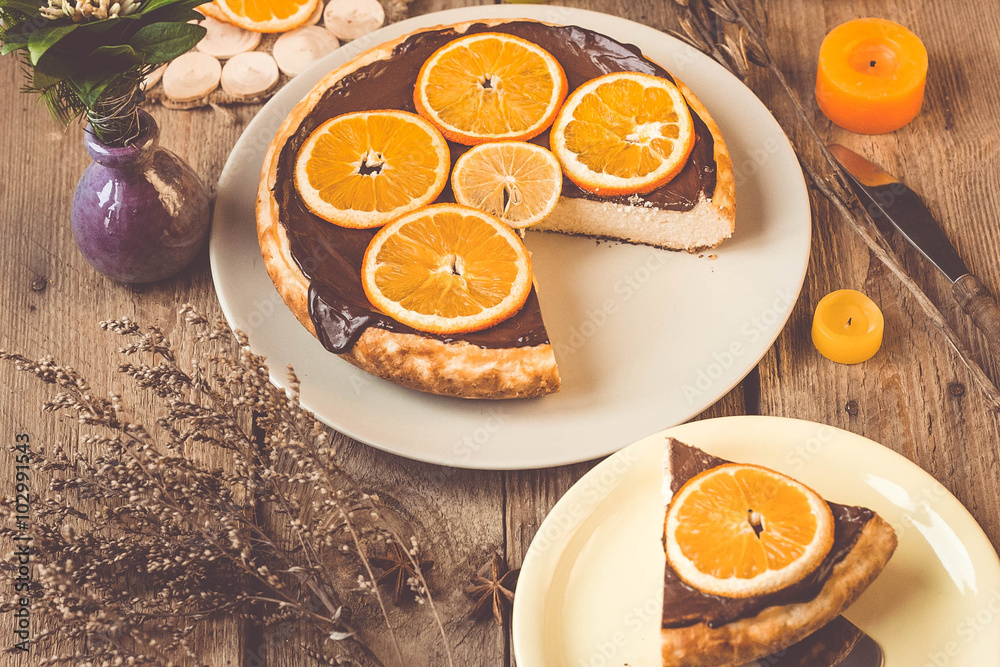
<box><xmin>254</xmin><ymin>433</ymin><xmax>507</xmax><ymax>667</ymax></box>
<box><xmin>502</xmin><ymin>384</ymin><xmax>747</xmax><ymax>572</ymax></box>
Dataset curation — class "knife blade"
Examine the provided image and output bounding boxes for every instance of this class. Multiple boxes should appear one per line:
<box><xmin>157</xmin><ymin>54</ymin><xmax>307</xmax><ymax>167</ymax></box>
<box><xmin>828</xmin><ymin>144</ymin><xmax>968</xmax><ymax>281</ymax></box>
<box><xmin>838</xmin><ymin>633</ymin><xmax>885</xmax><ymax>667</ymax></box>
<box><xmin>829</xmin><ymin>144</ymin><xmax>1000</xmax><ymax>353</ymax></box>
<box><xmin>754</xmin><ymin>616</ymin><xmax>883</xmax><ymax>667</ymax></box>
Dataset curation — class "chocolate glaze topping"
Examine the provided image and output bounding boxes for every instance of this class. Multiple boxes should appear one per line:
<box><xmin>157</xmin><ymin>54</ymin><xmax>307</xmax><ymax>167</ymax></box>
<box><xmin>663</xmin><ymin>441</ymin><xmax>874</xmax><ymax>629</ymax></box>
<box><xmin>273</xmin><ymin>21</ymin><xmax>718</xmax><ymax>353</ymax></box>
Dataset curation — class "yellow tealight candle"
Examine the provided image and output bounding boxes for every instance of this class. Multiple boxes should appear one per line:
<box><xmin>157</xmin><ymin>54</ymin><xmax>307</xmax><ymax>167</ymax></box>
<box><xmin>812</xmin><ymin>290</ymin><xmax>884</xmax><ymax>364</ymax></box>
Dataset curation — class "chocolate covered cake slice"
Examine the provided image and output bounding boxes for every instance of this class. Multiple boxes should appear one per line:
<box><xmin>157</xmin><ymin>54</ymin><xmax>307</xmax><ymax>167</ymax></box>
<box><xmin>660</xmin><ymin>438</ymin><xmax>897</xmax><ymax>667</ymax></box>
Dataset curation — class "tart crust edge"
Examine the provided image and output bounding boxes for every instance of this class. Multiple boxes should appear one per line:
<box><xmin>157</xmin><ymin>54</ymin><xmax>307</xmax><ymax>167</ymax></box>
<box><xmin>660</xmin><ymin>512</ymin><xmax>898</xmax><ymax>667</ymax></box>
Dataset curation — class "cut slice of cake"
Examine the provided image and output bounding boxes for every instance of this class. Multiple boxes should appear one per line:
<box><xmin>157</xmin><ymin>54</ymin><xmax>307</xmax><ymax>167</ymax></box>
<box><xmin>537</xmin><ymin>75</ymin><xmax>735</xmax><ymax>252</ymax></box>
<box><xmin>660</xmin><ymin>438</ymin><xmax>897</xmax><ymax>667</ymax></box>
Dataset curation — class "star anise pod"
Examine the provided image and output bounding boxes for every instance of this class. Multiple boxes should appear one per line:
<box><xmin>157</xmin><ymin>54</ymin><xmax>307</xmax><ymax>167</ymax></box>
<box><xmin>369</xmin><ymin>541</ymin><xmax>433</xmax><ymax>605</ymax></box>
<box><xmin>465</xmin><ymin>554</ymin><xmax>519</xmax><ymax>625</ymax></box>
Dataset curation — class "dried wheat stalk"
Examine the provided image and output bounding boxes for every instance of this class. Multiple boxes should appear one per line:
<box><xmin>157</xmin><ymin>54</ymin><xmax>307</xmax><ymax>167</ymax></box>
<box><xmin>0</xmin><ymin>306</ymin><xmax>453</xmax><ymax>666</ymax></box>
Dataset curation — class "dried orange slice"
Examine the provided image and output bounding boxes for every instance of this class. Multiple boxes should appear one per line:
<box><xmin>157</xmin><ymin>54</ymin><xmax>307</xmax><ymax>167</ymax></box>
<box><xmin>294</xmin><ymin>110</ymin><xmax>450</xmax><ymax>229</ymax></box>
<box><xmin>550</xmin><ymin>72</ymin><xmax>695</xmax><ymax>196</ymax></box>
<box><xmin>414</xmin><ymin>32</ymin><xmax>568</xmax><ymax>145</ymax></box>
<box><xmin>215</xmin><ymin>0</ymin><xmax>318</xmax><ymax>33</ymax></box>
<box><xmin>361</xmin><ymin>204</ymin><xmax>533</xmax><ymax>335</ymax></box>
<box><xmin>451</xmin><ymin>141</ymin><xmax>563</xmax><ymax>229</ymax></box>
<box><xmin>665</xmin><ymin>464</ymin><xmax>835</xmax><ymax>598</ymax></box>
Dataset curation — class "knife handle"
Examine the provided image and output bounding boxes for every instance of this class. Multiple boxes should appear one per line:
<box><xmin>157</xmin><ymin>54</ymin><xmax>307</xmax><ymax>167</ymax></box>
<box><xmin>954</xmin><ymin>274</ymin><xmax>1000</xmax><ymax>350</ymax></box>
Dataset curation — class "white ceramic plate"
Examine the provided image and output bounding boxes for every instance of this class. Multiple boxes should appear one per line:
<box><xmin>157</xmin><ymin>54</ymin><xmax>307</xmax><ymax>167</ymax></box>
<box><xmin>209</xmin><ymin>5</ymin><xmax>811</xmax><ymax>469</ymax></box>
<box><xmin>512</xmin><ymin>416</ymin><xmax>1000</xmax><ymax>666</ymax></box>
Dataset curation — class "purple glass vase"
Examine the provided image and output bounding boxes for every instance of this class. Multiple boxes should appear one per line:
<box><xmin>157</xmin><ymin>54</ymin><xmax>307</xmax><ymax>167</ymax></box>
<box><xmin>71</xmin><ymin>109</ymin><xmax>210</xmax><ymax>284</ymax></box>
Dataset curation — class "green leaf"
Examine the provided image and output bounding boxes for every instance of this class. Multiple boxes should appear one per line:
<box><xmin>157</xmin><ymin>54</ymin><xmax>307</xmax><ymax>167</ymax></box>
<box><xmin>1</xmin><ymin>17</ymin><xmax>31</xmax><ymax>42</ymax></box>
<box><xmin>27</xmin><ymin>23</ymin><xmax>78</xmax><ymax>65</ymax></box>
<box><xmin>138</xmin><ymin>0</ymin><xmax>205</xmax><ymax>15</ymax></box>
<box><xmin>129</xmin><ymin>21</ymin><xmax>205</xmax><ymax>64</ymax></box>
<box><xmin>76</xmin><ymin>17</ymin><xmax>134</xmax><ymax>34</ymax></box>
<box><xmin>31</xmin><ymin>67</ymin><xmax>62</xmax><ymax>90</ymax></box>
<box><xmin>0</xmin><ymin>0</ymin><xmax>42</xmax><ymax>14</ymax></box>
<box><xmin>1</xmin><ymin>35</ymin><xmax>28</xmax><ymax>55</ymax></box>
<box><xmin>138</xmin><ymin>5</ymin><xmax>204</xmax><ymax>26</ymax></box>
<box><xmin>33</xmin><ymin>44</ymin><xmax>79</xmax><ymax>83</ymax></box>
<box><xmin>91</xmin><ymin>43</ymin><xmax>142</xmax><ymax>63</ymax></box>
<box><xmin>68</xmin><ymin>69</ymin><xmax>121</xmax><ymax>107</ymax></box>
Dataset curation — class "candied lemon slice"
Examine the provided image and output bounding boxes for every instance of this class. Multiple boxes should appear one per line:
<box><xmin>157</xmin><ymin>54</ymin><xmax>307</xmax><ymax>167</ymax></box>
<box><xmin>451</xmin><ymin>141</ymin><xmax>563</xmax><ymax>229</ymax></box>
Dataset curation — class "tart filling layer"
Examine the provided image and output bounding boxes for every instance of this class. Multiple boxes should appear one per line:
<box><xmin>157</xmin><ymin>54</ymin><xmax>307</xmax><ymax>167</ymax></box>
<box><xmin>662</xmin><ymin>441</ymin><xmax>874</xmax><ymax>629</ymax></box>
<box><xmin>273</xmin><ymin>21</ymin><xmax>719</xmax><ymax>354</ymax></box>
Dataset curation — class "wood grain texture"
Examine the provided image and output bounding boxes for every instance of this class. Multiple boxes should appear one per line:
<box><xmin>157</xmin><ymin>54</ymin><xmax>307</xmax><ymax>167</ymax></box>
<box><xmin>2</xmin><ymin>1</ymin><xmax>999</xmax><ymax>666</ymax></box>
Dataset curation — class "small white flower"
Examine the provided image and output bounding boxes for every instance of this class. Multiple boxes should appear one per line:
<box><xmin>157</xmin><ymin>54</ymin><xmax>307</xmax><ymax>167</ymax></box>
<box><xmin>41</xmin><ymin>0</ymin><xmax>141</xmax><ymax>21</ymax></box>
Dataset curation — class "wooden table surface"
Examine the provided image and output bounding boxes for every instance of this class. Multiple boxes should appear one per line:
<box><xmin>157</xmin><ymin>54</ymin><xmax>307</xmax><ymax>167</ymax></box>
<box><xmin>3</xmin><ymin>1</ymin><xmax>1000</xmax><ymax>665</ymax></box>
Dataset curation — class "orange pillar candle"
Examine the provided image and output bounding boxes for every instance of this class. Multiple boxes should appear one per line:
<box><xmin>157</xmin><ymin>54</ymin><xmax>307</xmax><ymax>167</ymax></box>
<box><xmin>812</xmin><ymin>290</ymin><xmax>884</xmax><ymax>364</ymax></box>
<box><xmin>816</xmin><ymin>18</ymin><xmax>928</xmax><ymax>134</ymax></box>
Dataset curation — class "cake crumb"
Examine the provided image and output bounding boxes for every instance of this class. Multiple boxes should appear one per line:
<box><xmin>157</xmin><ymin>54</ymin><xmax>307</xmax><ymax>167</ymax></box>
<box><xmin>698</xmin><ymin>254</ymin><xmax>705</xmax><ymax>259</ymax></box>
<box><xmin>626</xmin><ymin>193</ymin><xmax>654</xmax><ymax>208</ymax></box>
<box><xmin>708</xmin><ymin>254</ymin><xmax>718</xmax><ymax>260</ymax></box>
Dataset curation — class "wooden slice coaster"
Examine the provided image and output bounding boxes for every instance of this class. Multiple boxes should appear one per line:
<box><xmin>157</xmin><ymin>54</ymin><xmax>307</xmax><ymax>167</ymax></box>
<box><xmin>324</xmin><ymin>0</ymin><xmax>385</xmax><ymax>41</ymax></box>
<box><xmin>221</xmin><ymin>52</ymin><xmax>281</xmax><ymax>99</ymax></box>
<box><xmin>196</xmin><ymin>17</ymin><xmax>262</xmax><ymax>59</ymax></box>
<box><xmin>273</xmin><ymin>26</ymin><xmax>340</xmax><ymax>77</ymax></box>
<box><xmin>163</xmin><ymin>52</ymin><xmax>223</xmax><ymax>103</ymax></box>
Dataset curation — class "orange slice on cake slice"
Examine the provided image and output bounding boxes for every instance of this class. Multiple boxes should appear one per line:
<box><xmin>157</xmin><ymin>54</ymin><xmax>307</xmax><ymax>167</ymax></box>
<box><xmin>294</xmin><ymin>110</ymin><xmax>450</xmax><ymax>229</ymax></box>
<box><xmin>550</xmin><ymin>71</ymin><xmax>696</xmax><ymax>196</ymax></box>
<box><xmin>361</xmin><ymin>204</ymin><xmax>533</xmax><ymax>335</ymax></box>
<box><xmin>664</xmin><ymin>463</ymin><xmax>836</xmax><ymax>598</ymax></box>
<box><xmin>414</xmin><ymin>32</ymin><xmax>568</xmax><ymax>145</ymax></box>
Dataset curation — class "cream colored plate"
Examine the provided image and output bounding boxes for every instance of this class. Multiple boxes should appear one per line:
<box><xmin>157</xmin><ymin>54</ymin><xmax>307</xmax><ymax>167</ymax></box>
<box><xmin>512</xmin><ymin>416</ymin><xmax>1000</xmax><ymax>667</ymax></box>
<box><xmin>210</xmin><ymin>5</ymin><xmax>811</xmax><ymax>469</ymax></box>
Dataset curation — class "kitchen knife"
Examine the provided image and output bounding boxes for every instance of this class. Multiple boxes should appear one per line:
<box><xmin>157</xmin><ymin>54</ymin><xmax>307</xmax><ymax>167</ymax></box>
<box><xmin>829</xmin><ymin>144</ymin><xmax>1000</xmax><ymax>351</ymax></box>
<box><xmin>756</xmin><ymin>615</ymin><xmax>883</xmax><ymax>666</ymax></box>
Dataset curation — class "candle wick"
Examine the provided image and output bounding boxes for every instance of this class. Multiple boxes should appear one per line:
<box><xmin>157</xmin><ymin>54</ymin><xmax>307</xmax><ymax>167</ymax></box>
<box><xmin>870</xmin><ymin>60</ymin><xmax>876</xmax><ymax>67</ymax></box>
<box><xmin>848</xmin><ymin>317</ymin><xmax>853</xmax><ymax>325</ymax></box>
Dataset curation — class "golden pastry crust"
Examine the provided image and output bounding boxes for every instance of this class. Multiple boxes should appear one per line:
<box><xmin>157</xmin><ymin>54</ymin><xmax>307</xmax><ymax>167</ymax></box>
<box><xmin>257</xmin><ymin>18</ymin><xmax>733</xmax><ymax>397</ymax></box>
<box><xmin>661</xmin><ymin>513</ymin><xmax>898</xmax><ymax>667</ymax></box>
<box><xmin>676</xmin><ymin>78</ymin><xmax>736</xmax><ymax>244</ymax></box>
<box><xmin>257</xmin><ymin>19</ymin><xmax>563</xmax><ymax>400</ymax></box>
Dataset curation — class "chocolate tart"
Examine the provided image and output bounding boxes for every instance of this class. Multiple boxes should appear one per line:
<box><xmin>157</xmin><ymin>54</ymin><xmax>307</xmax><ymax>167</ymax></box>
<box><xmin>257</xmin><ymin>19</ymin><xmax>735</xmax><ymax>399</ymax></box>
<box><xmin>660</xmin><ymin>439</ymin><xmax>897</xmax><ymax>667</ymax></box>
